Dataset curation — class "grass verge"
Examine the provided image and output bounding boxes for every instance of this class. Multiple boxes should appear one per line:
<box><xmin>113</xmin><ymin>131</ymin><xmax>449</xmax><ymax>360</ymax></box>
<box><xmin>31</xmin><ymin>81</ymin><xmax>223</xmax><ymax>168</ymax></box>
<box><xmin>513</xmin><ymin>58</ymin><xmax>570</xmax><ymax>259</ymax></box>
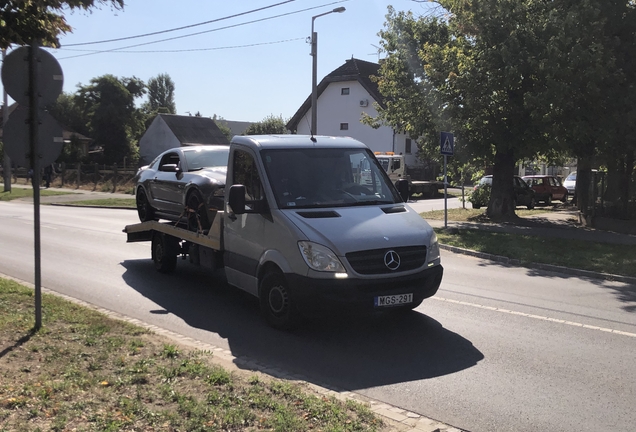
<box><xmin>0</xmin><ymin>278</ymin><xmax>385</xmax><ymax>432</ymax></box>
<box><xmin>420</xmin><ymin>207</ymin><xmax>565</xmax><ymax>222</ymax></box>
<box><xmin>435</xmin><ymin>229</ymin><xmax>636</xmax><ymax>277</ymax></box>
<box><xmin>0</xmin><ymin>188</ymin><xmax>73</xmax><ymax>201</ymax></box>
<box><xmin>57</xmin><ymin>198</ymin><xmax>136</xmax><ymax>208</ymax></box>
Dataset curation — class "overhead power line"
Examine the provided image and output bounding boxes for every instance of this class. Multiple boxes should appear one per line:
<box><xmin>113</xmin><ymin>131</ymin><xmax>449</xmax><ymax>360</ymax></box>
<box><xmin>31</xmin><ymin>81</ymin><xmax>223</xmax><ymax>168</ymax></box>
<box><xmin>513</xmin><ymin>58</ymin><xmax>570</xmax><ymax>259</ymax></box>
<box><xmin>63</xmin><ymin>0</ymin><xmax>297</xmax><ymax>47</ymax></box>
<box><xmin>56</xmin><ymin>0</ymin><xmax>349</xmax><ymax>60</ymax></box>
<box><xmin>57</xmin><ymin>37</ymin><xmax>305</xmax><ymax>54</ymax></box>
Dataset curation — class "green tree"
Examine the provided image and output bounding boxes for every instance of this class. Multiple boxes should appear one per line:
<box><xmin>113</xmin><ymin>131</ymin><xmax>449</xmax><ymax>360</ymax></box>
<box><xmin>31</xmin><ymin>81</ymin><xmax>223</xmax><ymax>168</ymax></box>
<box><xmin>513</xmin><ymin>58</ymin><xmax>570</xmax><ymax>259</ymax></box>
<box><xmin>144</xmin><ymin>73</ymin><xmax>176</xmax><ymax>114</ymax></box>
<box><xmin>212</xmin><ymin>114</ymin><xmax>233</xmax><ymax>142</ymax></box>
<box><xmin>48</xmin><ymin>92</ymin><xmax>91</xmax><ymax>163</ymax></box>
<box><xmin>371</xmin><ymin>2</ymin><xmax>634</xmax><ymax>219</ymax></box>
<box><xmin>244</xmin><ymin>114</ymin><xmax>288</xmax><ymax>135</ymax></box>
<box><xmin>0</xmin><ymin>0</ymin><xmax>124</xmax><ymax>48</ymax></box>
<box><xmin>76</xmin><ymin>74</ymin><xmax>146</xmax><ymax>165</ymax></box>
<box><xmin>49</xmin><ymin>92</ymin><xmax>90</xmax><ymax>137</ymax></box>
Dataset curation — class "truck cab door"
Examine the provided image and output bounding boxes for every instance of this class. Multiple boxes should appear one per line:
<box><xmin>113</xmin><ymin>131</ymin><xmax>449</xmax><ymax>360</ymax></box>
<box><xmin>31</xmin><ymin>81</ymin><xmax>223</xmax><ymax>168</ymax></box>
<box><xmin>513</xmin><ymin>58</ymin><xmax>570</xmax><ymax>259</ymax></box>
<box><xmin>223</xmin><ymin>147</ymin><xmax>268</xmax><ymax>296</ymax></box>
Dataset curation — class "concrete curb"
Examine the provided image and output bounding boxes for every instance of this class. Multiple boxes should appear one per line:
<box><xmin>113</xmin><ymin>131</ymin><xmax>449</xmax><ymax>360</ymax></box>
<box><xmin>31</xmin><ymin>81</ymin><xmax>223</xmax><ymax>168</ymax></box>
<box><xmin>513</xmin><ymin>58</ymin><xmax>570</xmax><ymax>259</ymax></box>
<box><xmin>439</xmin><ymin>244</ymin><xmax>636</xmax><ymax>285</ymax></box>
<box><xmin>0</xmin><ymin>272</ymin><xmax>465</xmax><ymax>432</ymax></box>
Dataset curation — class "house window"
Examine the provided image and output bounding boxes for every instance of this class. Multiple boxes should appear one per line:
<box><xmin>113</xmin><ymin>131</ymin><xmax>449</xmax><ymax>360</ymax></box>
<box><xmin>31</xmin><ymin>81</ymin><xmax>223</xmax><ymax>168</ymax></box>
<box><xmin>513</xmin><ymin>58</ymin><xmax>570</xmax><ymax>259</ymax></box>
<box><xmin>340</xmin><ymin>123</ymin><xmax>349</xmax><ymax>130</ymax></box>
<box><xmin>405</xmin><ymin>138</ymin><xmax>412</xmax><ymax>154</ymax></box>
<box><xmin>341</xmin><ymin>88</ymin><xmax>350</xmax><ymax>95</ymax></box>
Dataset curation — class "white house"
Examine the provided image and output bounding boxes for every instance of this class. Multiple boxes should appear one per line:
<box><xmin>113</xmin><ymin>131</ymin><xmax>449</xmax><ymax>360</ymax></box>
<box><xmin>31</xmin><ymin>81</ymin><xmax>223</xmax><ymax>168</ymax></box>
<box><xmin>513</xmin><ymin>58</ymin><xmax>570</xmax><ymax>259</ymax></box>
<box><xmin>286</xmin><ymin>58</ymin><xmax>419</xmax><ymax>168</ymax></box>
<box><xmin>138</xmin><ymin>114</ymin><xmax>229</xmax><ymax>165</ymax></box>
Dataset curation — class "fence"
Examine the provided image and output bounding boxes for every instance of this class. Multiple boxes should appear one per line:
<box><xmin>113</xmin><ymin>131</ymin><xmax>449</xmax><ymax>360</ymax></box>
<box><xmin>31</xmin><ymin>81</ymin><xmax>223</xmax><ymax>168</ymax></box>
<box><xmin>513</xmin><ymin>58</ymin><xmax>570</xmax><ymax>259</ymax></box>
<box><xmin>1</xmin><ymin>163</ymin><xmax>138</xmax><ymax>192</ymax></box>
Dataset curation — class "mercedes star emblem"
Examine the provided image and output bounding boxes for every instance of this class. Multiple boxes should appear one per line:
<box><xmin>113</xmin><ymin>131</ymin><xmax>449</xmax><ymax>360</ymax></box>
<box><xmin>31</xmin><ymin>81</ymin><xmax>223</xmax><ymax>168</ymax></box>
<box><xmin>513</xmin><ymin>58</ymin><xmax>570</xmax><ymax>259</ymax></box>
<box><xmin>384</xmin><ymin>250</ymin><xmax>401</xmax><ymax>270</ymax></box>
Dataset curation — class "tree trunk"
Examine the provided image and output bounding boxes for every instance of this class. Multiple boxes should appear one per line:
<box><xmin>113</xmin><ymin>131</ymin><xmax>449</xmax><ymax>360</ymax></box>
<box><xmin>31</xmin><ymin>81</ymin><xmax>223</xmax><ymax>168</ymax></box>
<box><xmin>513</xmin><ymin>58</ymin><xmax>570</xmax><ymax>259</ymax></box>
<box><xmin>603</xmin><ymin>157</ymin><xmax>621</xmax><ymax>203</ymax></box>
<box><xmin>487</xmin><ymin>148</ymin><xmax>517</xmax><ymax>221</ymax></box>
<box><xmin>576</xmin><ymin>155</ymin><xmax>593</xmax><ymax>216</ymax></box>
<box><xmin>622</xmin><ymin>149</ymin><xmax>634</xmax><ymax>214</ymax></box>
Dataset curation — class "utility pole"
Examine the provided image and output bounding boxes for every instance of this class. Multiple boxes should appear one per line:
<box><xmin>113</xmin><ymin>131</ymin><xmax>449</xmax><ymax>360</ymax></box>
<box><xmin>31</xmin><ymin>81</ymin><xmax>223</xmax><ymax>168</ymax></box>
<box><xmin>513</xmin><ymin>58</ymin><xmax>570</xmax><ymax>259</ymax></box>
<box><xmin>2</xmin><ymin>48</ymin><xmax>11</xmax><ymax>192</ymax></box>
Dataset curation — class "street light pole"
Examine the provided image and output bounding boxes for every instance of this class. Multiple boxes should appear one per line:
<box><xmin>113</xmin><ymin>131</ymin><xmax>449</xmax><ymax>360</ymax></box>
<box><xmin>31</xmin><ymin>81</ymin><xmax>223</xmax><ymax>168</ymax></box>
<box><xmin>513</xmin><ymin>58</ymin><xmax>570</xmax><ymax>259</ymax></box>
<box><xmin>311</xmin><ymin>7</ymin><xmax>345</xmax><ymax>136</ymax></box>
<box><xmin>2</xmin><ymin>48</ymin><xmax>11</xmax><ymax>192</ymax></box>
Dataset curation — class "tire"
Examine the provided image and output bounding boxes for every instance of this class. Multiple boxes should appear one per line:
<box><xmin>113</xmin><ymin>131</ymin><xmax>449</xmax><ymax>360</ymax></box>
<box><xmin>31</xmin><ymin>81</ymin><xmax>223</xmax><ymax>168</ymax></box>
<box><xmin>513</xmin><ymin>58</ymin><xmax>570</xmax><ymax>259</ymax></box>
<box><xmin>545</xmin><ymin>195</ymin><xmax>552</xmax><ymax>205</ymax></box>
<box><xmin>259</xmin><ymin>271</ymin><xmax>299</xmax><ymax>330</ymax></box>
<box><xmin>561</xmin><ymin>195</ymin><xmax>568</xmax><ymax>203</ymax></box>
<box><xmin>527</xmin><ymin>197</ymin><xmax>536</xmax><ymax>210</ymax></box>
<box><xmin>186</xmin><ymin>190</ymin><xmax>210</xmax><ymax>232</ymax></box>
<box><xmin>136</xmin><ymin>188</ymin><xmax>156</xmax><ymax>222</ymax></box>
<box><xmin>152</xmin><ymin>232</ymin><xmax>178</xmax><ymax>273</ymax></box>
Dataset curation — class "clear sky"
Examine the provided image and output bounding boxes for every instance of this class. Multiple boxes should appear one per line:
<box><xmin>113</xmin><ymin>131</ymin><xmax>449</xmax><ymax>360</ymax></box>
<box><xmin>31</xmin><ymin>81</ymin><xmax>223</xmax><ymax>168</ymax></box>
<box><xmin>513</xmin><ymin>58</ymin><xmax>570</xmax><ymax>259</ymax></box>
<box><xmin>8</xmin><ymin>0</ymin><xmax>435</xmax><ymax>123</ymax></box>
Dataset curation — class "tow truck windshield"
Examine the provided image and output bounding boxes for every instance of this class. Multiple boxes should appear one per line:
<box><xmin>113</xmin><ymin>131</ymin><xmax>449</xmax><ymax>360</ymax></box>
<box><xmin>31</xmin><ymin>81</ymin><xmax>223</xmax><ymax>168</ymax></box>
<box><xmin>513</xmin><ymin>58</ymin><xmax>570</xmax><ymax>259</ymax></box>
<box><xmin>262</xmin><ymin>148</ymin><xmax>401</xmax><ymax>209</ymax></box>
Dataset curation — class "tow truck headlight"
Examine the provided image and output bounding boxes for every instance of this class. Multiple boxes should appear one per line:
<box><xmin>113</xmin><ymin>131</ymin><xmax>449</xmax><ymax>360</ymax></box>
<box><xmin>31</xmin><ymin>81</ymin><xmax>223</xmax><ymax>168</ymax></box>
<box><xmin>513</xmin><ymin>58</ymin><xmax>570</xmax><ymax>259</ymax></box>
<box><xmin>298</xmin><ymin>241</ymin><xmax>346</xmax><ymax>273</ymax></box>
<box><xmin>428</xmin><ymin>232</ymin><xmax>440</xmax><ymax>263</ymax></box>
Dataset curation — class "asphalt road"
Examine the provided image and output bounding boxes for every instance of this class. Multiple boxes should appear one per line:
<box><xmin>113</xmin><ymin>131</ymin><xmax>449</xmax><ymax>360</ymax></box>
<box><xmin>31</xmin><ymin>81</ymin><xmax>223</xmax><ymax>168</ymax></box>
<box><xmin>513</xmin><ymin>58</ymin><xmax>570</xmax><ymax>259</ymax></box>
<box><xmin>1</xmin><ymin>201</ymin><xmax>635</xmax><ymax>432</ymax></box>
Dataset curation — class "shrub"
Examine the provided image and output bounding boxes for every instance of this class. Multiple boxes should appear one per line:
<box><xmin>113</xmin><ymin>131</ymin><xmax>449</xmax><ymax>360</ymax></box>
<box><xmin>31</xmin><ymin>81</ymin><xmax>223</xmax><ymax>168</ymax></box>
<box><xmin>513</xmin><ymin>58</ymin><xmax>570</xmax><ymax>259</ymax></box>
<box><xmin>468</xmin><ymin>184</ymin><xmax>491</xmax><ymax>209</ymax></box>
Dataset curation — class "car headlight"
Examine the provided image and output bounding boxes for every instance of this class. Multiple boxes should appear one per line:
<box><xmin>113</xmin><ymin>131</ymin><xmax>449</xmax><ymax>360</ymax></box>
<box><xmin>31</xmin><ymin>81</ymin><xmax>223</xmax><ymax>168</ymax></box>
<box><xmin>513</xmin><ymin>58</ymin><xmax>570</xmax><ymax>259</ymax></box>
<box><xmin>298</xmin><ymin>241</ymin><xmax>346</xmax><ymax>273</ymax></box>
<box><xmin>428</xmin><ymin>232</ymin><xmax>440</xmax><ymax>263</ymax></box>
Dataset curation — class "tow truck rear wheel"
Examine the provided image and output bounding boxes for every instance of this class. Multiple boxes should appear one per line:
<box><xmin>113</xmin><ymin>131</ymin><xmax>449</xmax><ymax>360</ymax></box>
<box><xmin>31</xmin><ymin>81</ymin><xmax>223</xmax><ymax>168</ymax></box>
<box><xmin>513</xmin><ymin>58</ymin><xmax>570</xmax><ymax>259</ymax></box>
<box><xmin>259</xmin><ymin>270</ymin><xmax>299</xmax><ymax>330</ymax></box>
<box><xmin>152</xmin><ymin>232</ymin><xmax>178</xmax><ymax>273</ymax></box>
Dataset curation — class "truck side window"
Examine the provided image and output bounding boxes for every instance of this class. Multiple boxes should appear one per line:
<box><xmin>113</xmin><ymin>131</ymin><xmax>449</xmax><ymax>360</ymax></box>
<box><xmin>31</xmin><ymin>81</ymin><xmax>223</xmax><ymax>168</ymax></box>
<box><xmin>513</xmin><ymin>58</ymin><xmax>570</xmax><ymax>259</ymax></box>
<box><xmin>392</xmin><ymin>158</ymin><xmax>401</xmax><ymax>171</ymax></box>
<box><xmin>232</xmin><ymin>149</ymin><xmax>264</xmax><ymax>211</ymax></box>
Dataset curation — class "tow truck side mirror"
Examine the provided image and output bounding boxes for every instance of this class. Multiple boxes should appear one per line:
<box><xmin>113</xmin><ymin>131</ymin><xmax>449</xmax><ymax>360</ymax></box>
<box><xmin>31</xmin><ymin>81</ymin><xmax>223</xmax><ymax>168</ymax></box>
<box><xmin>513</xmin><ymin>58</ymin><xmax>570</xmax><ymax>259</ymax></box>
<box><xmin>396</xmin><ymin>179</ymin><xmax>409</xmax><ymax>202</ymax></box>
<box><xmin>228</xmin><ymin>185</ymin><xmax>246</xmax><ymax>215</ymax></box>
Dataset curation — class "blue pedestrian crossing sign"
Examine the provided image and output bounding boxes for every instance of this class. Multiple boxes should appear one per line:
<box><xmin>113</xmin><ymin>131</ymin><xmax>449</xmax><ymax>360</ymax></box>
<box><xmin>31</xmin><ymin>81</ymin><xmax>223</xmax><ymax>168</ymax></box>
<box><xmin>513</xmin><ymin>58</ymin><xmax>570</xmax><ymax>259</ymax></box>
<box><xmin>440</xmin><ymin>132</ymin><xmax>454</xmax><ymax>156</ymax></box>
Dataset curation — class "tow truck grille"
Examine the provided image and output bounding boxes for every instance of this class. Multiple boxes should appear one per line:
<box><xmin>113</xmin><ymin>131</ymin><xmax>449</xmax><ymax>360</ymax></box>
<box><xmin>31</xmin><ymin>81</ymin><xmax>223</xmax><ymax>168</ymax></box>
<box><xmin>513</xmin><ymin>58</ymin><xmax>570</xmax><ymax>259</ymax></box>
<box><xmin>345</xmin><ymin>246</ymin><xmax>427</xmax><ymax>275</ymax></box>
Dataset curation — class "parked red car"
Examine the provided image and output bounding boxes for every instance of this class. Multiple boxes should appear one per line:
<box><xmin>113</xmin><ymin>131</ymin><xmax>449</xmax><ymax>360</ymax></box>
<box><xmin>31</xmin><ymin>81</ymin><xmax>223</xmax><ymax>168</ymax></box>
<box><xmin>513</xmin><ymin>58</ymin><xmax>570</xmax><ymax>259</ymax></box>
<box><xmin>521</xmin><ymin>175</ymin><xmax>568</xmax><ymax>204</ymax></box>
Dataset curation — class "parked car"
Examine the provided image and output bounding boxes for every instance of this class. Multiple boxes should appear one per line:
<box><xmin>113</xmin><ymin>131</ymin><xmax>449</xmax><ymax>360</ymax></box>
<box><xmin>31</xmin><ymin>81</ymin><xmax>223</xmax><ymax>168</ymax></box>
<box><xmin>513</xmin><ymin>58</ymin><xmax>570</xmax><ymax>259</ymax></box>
<box><xmin>134</xmin><ymin>145</ymin><xmax>230</xmax><ymax>231</ymax></box>
<box><xmin>470</xmin><ymin>175</ymin><xmax>536</xmax><ymax>209</ymax></box>
<box><xmin>521</xmin><ymin>175</ymin><xmax>568</xmax><ymax>204</ymax></box>
<box><xmin>563</xmin><ymin>172</ymin><xmax>576</xmax><ymax>196</ymax></box>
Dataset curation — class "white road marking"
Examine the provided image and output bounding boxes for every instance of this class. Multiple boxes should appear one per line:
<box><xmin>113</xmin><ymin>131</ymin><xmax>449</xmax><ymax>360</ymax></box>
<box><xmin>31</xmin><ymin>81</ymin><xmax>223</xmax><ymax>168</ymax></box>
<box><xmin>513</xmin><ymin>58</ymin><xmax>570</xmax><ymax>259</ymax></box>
<box><xmin>432</xmin><ymin>296</ymin><xmax>636</xmax><ymax>338</ymax></box>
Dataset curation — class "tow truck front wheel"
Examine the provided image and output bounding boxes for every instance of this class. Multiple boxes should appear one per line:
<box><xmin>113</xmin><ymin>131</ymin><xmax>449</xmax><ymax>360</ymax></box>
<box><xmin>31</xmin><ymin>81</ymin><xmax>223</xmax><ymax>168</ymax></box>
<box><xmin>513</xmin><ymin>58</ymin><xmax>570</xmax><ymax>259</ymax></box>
<box><xmin>152</xmin><ymin>232</ymin><xmax>178</xmax><ymax>273</ymax></box>
<box><xmin>259</xmin><ymin>271</ymin><xmax>299</xmax><ymax>330</ymax></box>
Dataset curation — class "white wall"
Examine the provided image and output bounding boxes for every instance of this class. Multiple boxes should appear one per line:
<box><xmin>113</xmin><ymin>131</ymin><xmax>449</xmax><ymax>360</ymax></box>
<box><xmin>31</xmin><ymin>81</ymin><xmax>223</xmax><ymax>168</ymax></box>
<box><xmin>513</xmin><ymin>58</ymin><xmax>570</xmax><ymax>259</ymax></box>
<box><xmin>295</xmin><ymin>80</ymin><xmax>419</xmax><ymax>167</ymax></box>
<box><xmin>138</xmin><ymin>116</ymin><xmax>181</xmax><ymax>165</ymax></box>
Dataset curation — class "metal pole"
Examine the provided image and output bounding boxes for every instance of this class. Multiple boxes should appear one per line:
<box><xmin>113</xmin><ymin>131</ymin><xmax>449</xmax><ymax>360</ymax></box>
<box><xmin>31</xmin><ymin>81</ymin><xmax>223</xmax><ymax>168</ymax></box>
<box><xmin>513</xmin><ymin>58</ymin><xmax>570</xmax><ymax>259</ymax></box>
<box><xmin>28</xmin><ymin>41</ymin><xmax>42</xmax><ymax>330</ymax></box>
<box><xmin>311</xmin><ymin>29</ymin><xmax>318</xmax><ymax>135</ymax></box>
<box><xmin>444</xmin><ymin>155</ymin><xmax>448</xmax><ymax>228</ymax></box>
<box><xmin>310</xmin><ymin>8</ymin><xmax>345</xmax><ymax>136</ymax></box>
<box><xmin>2</xmin><ymin>48</ymin><xmax>11</xmax><ymax>191</ymax></box>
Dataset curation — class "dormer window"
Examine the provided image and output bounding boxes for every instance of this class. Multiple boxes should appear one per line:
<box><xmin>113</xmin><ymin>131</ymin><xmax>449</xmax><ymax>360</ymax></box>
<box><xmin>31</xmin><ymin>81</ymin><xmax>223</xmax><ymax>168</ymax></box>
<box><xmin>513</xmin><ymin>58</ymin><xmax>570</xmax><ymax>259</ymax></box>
<box><xmin>341</xmin><ymin>88</ymin><xmax>350</xmax><ymax>95</ymax></box>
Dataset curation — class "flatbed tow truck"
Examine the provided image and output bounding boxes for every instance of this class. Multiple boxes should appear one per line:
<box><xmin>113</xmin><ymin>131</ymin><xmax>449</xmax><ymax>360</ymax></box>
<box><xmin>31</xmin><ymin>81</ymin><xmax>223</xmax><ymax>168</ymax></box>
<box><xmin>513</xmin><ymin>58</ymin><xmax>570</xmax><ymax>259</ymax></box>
<box><xmin>124</xmin><ymin>135</ymin><xmax>443</xmax><ymax>329</ymax></box>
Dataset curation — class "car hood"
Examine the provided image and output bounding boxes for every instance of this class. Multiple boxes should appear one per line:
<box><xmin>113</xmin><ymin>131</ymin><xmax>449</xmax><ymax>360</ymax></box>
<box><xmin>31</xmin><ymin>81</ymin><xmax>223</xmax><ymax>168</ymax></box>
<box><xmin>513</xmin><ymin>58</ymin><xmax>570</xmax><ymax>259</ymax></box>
<box><xmin>281</xmin><ymin>204</ymin><xmax>434</xmax><ymax>255</ymax></box>
<box><xmin>198</xmin><ymin>166</ymin><xmax>227</xmax><ymax>184</ymax></box>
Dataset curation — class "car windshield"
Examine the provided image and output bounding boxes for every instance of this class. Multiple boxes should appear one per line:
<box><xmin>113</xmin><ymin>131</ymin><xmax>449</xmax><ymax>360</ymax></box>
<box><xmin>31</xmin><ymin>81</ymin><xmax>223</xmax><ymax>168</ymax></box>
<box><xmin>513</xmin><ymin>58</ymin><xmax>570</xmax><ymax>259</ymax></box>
<box><xmin>262</xmin><ymin>148</ymin><xmax>401</xmax><ymax>209</ymax></box>
<box><xmin>184</xmin><ymin>147</ymin><xmax>229</xmax><ymax>171</ymax></box>
<box><xmin>566</xmin><ymin>172</ymin><xmax>576</xmax><ymax>181</ymax></box>
<box><xmin>479</xmin><ymin>176</ymin><xmax>493</xmax><ymax>186</ymax></box>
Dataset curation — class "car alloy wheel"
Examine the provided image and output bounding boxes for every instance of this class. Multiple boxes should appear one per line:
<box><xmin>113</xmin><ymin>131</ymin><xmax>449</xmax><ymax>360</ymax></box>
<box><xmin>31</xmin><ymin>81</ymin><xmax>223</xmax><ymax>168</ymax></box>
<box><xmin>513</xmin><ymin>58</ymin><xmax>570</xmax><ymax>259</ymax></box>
<box><xmin>136</xmin><ymin>188</ymin><xmax>156</xmax><ymax>222</ymax></box>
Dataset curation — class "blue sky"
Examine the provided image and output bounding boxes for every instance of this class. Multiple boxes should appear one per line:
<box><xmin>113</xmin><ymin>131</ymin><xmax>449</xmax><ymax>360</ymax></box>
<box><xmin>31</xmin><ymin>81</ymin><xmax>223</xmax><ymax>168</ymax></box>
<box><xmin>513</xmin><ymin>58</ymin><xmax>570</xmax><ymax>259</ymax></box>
<box><xmin>10</xmin><ymin>0</ymin><xmax>435</xmax><ymax>122</ymax></box>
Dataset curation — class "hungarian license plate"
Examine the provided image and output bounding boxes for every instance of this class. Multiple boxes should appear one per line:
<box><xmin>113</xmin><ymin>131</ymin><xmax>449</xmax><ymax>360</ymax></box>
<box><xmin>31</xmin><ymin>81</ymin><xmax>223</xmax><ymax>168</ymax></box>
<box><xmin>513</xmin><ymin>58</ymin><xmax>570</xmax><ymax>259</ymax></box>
<box><xmin>374</xmin><ymin>293</ymin><xmax>413</xmax><ymax>307</ymax></box>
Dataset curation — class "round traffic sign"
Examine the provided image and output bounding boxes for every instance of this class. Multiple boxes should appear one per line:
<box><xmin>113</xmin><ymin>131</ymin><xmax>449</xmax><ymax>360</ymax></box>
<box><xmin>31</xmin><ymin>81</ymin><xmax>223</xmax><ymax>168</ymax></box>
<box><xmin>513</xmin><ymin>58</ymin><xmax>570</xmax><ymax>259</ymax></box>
<box><xmin>3</xmin><ymin>106</ymin><xmax>64</xmax><ymax>169</ymax></box>
<box><xmin>1</xmin><ymin>46</ymin><xmax>63</xmax><ymax>107</ymax></box>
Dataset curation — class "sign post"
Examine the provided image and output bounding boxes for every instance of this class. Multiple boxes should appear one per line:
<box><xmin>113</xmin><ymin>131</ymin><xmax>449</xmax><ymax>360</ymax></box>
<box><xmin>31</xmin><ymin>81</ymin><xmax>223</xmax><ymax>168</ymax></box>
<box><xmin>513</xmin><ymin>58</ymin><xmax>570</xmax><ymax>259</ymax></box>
<box><xmin>440</xmin><ymin>132</ymin><xmax>454</xmax><ymax>229</ymax></box>
<box><xmin>2</xmin><ymin>44</ymin><xmax>63</xmax><ymax>330</ymax></box>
